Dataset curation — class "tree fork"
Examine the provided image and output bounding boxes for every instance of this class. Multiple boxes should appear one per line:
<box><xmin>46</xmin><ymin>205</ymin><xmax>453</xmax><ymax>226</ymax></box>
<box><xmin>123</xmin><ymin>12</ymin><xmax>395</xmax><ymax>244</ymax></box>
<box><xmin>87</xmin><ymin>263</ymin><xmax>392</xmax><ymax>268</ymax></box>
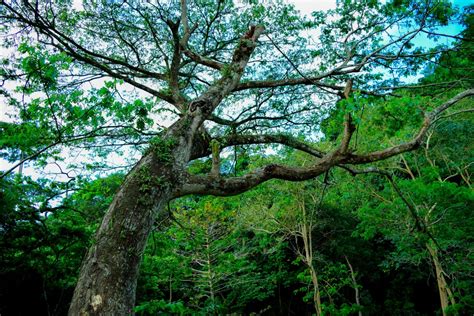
<box><xmin>2</xmin><ymin>2</ymin><xmax>472</xmax><ymax>313</ymax></box>
<box><xmin>68</xmin><ymin>23</ymin><xmax>266</xmax><ymax>314</ymax></box>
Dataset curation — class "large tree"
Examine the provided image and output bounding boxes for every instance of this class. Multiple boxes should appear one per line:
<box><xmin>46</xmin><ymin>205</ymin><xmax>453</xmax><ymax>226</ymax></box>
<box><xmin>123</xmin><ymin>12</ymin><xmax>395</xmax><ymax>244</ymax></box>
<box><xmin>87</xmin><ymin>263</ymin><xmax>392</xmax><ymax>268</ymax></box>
<box><xmin>0</xmin><ymin>0</ymin><xmax>472</xmax><ymax>314</ymax></box>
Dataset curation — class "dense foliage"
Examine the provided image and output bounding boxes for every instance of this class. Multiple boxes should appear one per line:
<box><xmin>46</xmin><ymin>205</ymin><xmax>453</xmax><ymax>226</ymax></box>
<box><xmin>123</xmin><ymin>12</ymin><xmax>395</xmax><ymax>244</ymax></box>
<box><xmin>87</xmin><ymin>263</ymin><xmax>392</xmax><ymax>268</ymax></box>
<box><xmin>0</xmin><ymin>0</ymin><xmax>473</xmax><ymax>315</ymax></box>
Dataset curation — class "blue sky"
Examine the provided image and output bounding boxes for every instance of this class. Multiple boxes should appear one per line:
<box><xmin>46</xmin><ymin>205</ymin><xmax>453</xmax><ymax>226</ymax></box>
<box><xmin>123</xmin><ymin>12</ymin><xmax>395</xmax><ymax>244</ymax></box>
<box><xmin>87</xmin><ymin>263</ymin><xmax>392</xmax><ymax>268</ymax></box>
<box><xmin>1</xmin><ymin>0</ymin><xmax>472</xmax><ymax>176</ymax></box>
<box><xmin>288</xmin><ymin>0</ymin><xmax>473</xmax><ymax>57</ymax></box>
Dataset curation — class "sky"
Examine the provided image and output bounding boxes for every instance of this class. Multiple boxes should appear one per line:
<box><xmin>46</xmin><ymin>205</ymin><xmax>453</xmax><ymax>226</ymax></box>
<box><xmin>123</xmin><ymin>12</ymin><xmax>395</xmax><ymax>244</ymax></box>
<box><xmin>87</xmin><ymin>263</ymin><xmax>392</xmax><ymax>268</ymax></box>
<box><xmin>2</xmin><ymin>0</ymin><xmax>472</xmax><ymax>121</ymax></box>
<box><xmin>1</xmin><ymin>0</ymin><xmax>473</xmax><ymax>177</ymax></box>
<box><xmin>289</xmin><ymin>0</ymin><xmax>474</xmax><ymax>12</ymax></box>
<box><xmin>289</xmin><ymin>0</ymin><xmax>336</xmax><ymax>12</ymax></box>
<box><xmin>289</xmin><ymin>0</ymin><xmax>473</xmax><ymax>36</ymax></box>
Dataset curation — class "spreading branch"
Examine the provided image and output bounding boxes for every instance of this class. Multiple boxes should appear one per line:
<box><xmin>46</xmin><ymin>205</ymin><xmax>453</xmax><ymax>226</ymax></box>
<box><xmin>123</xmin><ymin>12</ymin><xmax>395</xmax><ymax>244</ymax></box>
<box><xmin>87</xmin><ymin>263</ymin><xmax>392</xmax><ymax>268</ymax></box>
<box><xmin>181</xmin><ymin>89</ymin><xmax>473</xmax><ymax>196</ymax></box>
<box><xmin>217</xmin><ymin>134</ymin><xmax>325</xmax><ymax>158</ymax></box>
<box><xmin>2</xmin><ymin>2</ymin><xmax>177</xmax><ymax>104</ymax></box>
<box><xmin>233</xmin><ymin>77</ymin><xmax>382</xmax><ymax>97</ymax></box>
<box><xmin>179</xmin><ymin>154</ymin><xmax>337</xmax><ymax>197</ymax></box>
<box><xmin>186</xmin><ymin>25</ymin><xmax>265</xmax><ymax>118</ymax></box>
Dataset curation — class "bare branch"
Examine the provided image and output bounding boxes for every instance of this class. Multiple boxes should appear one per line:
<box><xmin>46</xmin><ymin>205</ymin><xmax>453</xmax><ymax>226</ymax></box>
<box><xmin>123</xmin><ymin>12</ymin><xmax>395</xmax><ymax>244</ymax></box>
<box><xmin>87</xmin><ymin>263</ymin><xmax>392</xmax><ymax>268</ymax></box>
<box><xmin>233</xmin><ymin>77</ymin><xmax>383</xmax><ymax>96</ymax></box>
<box><xmin>180</xmin><ymin>0</ymin><xmax>190</xmax><ymax>45</ymax></box>
<box><xmin>435</xmin><ymin>108</ymin><xmax>474</xmax><ymax>121</ymax></box>
<box><xmin>182</xmin><ymin>49</ymin><xmax>225</xmax><ymax>71</ymax></box>
<box><xmin>186</xmin><ymin>25</ymin><xmax>265</xmax><ymax>118</ymax></box>
<box><xmin>2</xmin><ymin>2</ymin><xmax>178</xmax><ymax>104</ymax></box>
<box><xmin>339</xmin><ymin>113</ymin><xmax>355</xmax><ymax>154</ymax></box>
<box><xmin>217</xmin><ymin>134</ymin><xmax>325</xmax><ymax>158</ymax></box>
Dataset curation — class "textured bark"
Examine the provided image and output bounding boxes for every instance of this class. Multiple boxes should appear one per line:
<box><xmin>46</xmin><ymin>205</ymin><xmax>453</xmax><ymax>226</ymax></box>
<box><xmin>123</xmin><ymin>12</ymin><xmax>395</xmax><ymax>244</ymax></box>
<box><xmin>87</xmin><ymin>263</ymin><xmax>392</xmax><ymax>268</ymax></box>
<box><xmin>68</xmin><ymin>115</ymin><xmax>200</xmax><ymax>315</ymax></box>
<box><xmin>68</xmin><ymin>152</ymin><xmax>175</xmax><ymax>315</ymax></box>
<box><xmin>68</xmin><ymin>24</ymin><xmax>265</xmax><ymax>315</ymax></box>
<box><xmin>68</xmin><ymin>165</ymin><xmax>189</xmax><ymax>315</ymax></box>
<box><xmin>2</xmin><ymin>2</ymin><xmax>472</xmax><ymax>315</ymax></box>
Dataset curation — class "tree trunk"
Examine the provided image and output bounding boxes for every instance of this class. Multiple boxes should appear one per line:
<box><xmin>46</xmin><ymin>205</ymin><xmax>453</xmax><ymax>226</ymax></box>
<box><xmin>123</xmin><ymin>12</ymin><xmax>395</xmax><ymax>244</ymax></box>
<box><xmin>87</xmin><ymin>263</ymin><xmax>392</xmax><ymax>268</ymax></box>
<box><xmin>426</xmin><ymin>242</ymin><xmax>456</xmax><ymax>316</ymax></box>
<box><xmin>68</xmin><ymin>153</ymin><xmax>173</xmax><ymax>315</ymax></box>
<box><xmin>345</xmin><ymin>256</ymin><xmax>362</xmax><ymax>316</ymax></box>
<box><xmin>309</xmin><ymin>265</ymin><xmax>323</xmax><ymax>316</ymax></box>
<box><xmin>69</xmin><ymin>115</ymin><xmax>201</xmax><ymax>315</ymax></box>
<box><xmin>300</xmin><ymin>200</ymin><xmax>322</xmax><ymax>316</ymax></box>
<box><xmin>67</xmin><ymin>25</ymin><xmax>264</xmax><ymax>314</ymax></box>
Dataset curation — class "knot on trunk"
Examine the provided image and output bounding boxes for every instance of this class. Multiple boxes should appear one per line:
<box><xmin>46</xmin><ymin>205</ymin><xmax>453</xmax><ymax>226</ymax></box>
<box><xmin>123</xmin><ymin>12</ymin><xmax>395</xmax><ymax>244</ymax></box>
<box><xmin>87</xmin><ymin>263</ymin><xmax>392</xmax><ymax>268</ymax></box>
<box><xmin>189</xmin><ymin>98</ymin><xmax>212</xmax><ymax>113</ymax></box>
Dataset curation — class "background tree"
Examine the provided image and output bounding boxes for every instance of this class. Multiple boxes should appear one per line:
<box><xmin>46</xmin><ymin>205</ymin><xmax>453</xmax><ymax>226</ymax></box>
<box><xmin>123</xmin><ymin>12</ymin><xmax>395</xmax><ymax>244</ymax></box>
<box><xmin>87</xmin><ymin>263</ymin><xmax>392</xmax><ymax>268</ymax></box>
<box><xmin>1</xmin><ymin>0</ymin><xmax>473</xmax><ymax>314</ymax></box>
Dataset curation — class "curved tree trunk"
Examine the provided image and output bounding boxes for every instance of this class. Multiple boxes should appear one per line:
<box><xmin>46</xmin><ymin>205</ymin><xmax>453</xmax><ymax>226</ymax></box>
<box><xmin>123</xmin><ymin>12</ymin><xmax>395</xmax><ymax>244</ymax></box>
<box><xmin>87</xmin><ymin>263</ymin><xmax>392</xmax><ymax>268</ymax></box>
<box><xmin>68</xmin><ymin>152</ymin><xmax>174</xmax><ymax>315</ymax></box>
<box><xmin>68</xmin><ymin>24</ymin><xmax>265</xmax><ymax>315</ymax></box>
<box><xmin>2</xmin><ymin>2</ymin><xmax>472</xmax><ymax>314</ymax></box>
<box><xmin>68</xmin><ymin>115</ymin><xmax>201</xmax><ymax>315</ymax></box>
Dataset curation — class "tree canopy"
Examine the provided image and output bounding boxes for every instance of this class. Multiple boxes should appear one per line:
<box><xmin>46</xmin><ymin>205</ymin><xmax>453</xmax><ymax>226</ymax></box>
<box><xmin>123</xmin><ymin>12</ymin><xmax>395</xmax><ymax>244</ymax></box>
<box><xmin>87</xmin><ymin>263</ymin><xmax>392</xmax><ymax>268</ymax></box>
<box><xmin>0</xmin><ymin>0</ymin><xmax>473</xmax><ymax>315</ymax></box>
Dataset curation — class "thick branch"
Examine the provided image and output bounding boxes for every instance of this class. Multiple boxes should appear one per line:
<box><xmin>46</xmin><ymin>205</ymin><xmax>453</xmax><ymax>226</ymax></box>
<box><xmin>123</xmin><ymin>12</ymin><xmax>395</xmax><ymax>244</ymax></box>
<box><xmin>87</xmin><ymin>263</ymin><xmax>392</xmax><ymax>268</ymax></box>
<box><xmin>179</xmin><ymin>153</ymin><xmax>337</xmax><ymax>197</ymax></box>
<box><xmin>210</xmin><ymin>140</ymin><xmax>221</xmax><ymax>177</ymax></box>
<box><xmin>339</xmin><ymin>113</ymin><xmax>355</xmax><ymax>154</ymax></box>
<box><xmin>208</xmin><ymin>111</ymin><xmax>311</xmax><ymax>128</ymax></box>
<box><xmin>182</xmin><ymin>89</ymin><xmax>473</xmax><ymax>197</ymax></box>
<box><xmin>179</xmin><ymin>0</ymin><xmax>224</xmax><ymax>71</ymax></box>
<box><xmin>233</xmin><ymin>77</ymin><xmax>381</xmax><ymax>96</ymax></box>
<box><xmin>345</xmin><ymin>89</ymin><xmax>474</xmax><ymax>164</ymax></box>
<box><xmin>217</xmin><ymin>134</ymin><xmax>325</xmax><ymax>158</ymax></box>
<box><xmin>182</xmin><ymin>50</ymin><xmax>224</xmax><ymax>71</ymax></box>
<box><xmin>186</xmin><ymin>25</ymin><xmax>265</xmax><ymax>118</ymax></box>
<box><xmin>234</xmin><ymin>77</ymin><xmax>340</xmax><ymax>92</ymax></box>
<box><xmin>180</xmin><ymin>0</ymin><xmax>190</xmax><ymax>46</ymax></box>
<box><xmin>166</xmin><ymin>18</ymin><xmax>187</xmax><ymax>108</ymax></box>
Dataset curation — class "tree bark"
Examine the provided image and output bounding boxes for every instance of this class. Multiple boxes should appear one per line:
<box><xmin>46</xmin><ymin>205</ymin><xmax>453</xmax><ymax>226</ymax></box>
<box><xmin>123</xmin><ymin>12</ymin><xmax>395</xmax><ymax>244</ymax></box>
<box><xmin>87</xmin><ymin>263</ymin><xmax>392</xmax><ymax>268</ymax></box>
<box><xmin>68</xmin><ymin>115</ymin><xmax>201</xmax><ymax>315</ymax></box>
<box><xmin>300</xmin><ymin>199</ymin><xmax>322</xmax><ymax>316</ymax></box>
<box><xmin>68</xmin><ymin>152</ymin><xmax>173</xmax><ymax>315</ymax></box>
<box><xmin>427</xmin><ymin>242</ymin><xmax>456</xmax><ymax>316</ymax></box>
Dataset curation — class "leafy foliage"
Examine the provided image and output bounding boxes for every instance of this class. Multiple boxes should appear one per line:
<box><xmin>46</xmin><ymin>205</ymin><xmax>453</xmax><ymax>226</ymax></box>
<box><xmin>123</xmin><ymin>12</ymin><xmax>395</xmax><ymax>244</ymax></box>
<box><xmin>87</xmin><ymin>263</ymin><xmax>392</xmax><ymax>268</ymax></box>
<box><xmin>0</xmin><ymin>0</ymin><xmax>473</xmax><ymax>315</ymax></box>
